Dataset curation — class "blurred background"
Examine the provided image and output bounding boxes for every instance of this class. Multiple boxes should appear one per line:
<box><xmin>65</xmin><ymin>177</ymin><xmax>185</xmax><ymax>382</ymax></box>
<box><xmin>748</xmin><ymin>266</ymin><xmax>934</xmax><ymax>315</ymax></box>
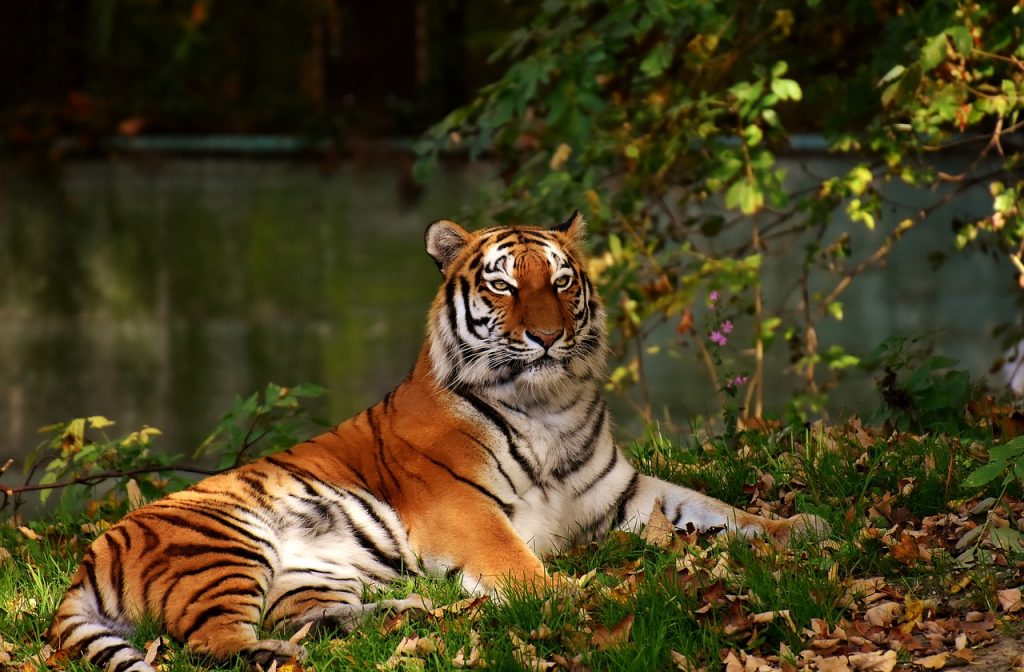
<box><xmin>1</xmin><ymin>1</ymin><xmax>545</xmax><ymax>459</ymax></box>
<box><xmin>1</xmin><ymin>1</ymin><xmax>1021</xmax><ymax>466</ymax></box>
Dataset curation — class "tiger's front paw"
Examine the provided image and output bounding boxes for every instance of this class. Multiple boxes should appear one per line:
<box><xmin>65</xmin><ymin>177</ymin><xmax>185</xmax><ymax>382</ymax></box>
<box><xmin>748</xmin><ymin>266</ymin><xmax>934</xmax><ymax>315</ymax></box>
<box><xmin>242</xmin><ymin>640</ymin><xmax>308</xmax><ymax>670</ymax></box>
<box><xmin>769</xmin><ymin>513</ymin><xmax>831</xmax><ymax>546</ymax></box>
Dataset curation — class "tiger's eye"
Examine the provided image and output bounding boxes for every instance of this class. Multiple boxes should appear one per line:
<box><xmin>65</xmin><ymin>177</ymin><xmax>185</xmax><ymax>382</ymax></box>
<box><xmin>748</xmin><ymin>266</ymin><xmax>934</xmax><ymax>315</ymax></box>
<box><xmin>553</xmin><ymin>276</ymin><xmax>572</xmax><ymax>289</ymax></box>
<box><xmin>490</xmin><ymin>280</ymin><xmax>511</xmax><ymax>292</ymax></box>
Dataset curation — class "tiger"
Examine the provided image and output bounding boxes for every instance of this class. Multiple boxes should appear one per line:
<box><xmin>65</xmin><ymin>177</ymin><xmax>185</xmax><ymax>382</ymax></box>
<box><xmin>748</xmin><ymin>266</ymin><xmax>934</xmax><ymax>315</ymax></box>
<box><xmin>48</xmin><ymin>212</ymin><xmax>827</xmax><ymax>672</ymax></box>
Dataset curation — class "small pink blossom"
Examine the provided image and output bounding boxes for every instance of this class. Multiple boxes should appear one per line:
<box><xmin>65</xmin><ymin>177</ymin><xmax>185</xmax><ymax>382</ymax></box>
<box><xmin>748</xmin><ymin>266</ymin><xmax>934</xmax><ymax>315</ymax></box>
<box><xmin>731</xmin><ymin>375</ymin><xmax>748</xmax><ymax>387</ymax></box>
<box><xmin>709</xmin><ymin>290</ymin><xmax>719</xmax><ymax>303</ymax></box>
<box><xmin>721</xmin><ymin>320</ymin><xmax>733</xmax><ymax>334</ymax></box>
<box><xmin>710</xmin><ymin>330</ymin><xmax>727</xmax><ymax>346</ymax></box>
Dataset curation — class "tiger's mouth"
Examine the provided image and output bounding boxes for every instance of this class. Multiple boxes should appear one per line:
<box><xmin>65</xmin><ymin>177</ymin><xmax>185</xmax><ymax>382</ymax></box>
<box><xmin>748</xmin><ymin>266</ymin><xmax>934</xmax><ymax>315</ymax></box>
<box><xmin>525</xmin><ymin>354</ymin><xmax>558</xmax><ymax>370</ymax></box>
<box><xmin>496</xmin><ymin>353</ymin><xmax>564</xmax><ymax>381</ymax></box>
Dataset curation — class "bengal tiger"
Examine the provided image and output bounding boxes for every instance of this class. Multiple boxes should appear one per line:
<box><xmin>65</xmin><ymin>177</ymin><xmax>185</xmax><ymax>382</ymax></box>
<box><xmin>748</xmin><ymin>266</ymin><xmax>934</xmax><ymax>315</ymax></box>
<box><xmin>48</xmin><ymin>212</ymin><xmax>827</xmax><ymax>672</ymax></box>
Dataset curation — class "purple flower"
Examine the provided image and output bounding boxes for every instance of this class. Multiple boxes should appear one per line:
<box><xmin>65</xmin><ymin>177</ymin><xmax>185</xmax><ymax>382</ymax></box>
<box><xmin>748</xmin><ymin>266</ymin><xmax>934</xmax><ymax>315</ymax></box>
<box><xmin>721</xmin><ymin>320</ymin><xmax>733</xmax><ymax>334</ymax></box>
<box><xmin>731</xmin><ymin>375</ymin><xmax>749</xmax><ymax>387</ymax></box>
<box><xmin>710</xmin><ymin>330</ymin><xmax>727</xmax><ymax>346</ymax></box>
<box><xmin>709</xmin><ymin>290</ymin><xmax>719</xmax><ymax>303</ymax></box>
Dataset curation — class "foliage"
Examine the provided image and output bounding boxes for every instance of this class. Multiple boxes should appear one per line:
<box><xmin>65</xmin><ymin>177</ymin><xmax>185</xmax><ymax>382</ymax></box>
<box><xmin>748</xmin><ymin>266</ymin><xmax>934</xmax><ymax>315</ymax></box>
<box><xmin>1</xmin><ymin>383</ymin><xmax>325</xmax><ymax>518</ymax></box>
<box><xmin>415</xmin><ymin>0</ymin><xmax>1024</xmax><ymax>423</ymax></box>
<box><xmin>861</xmin><ymin>335</ymin><xmax>975</xmax><ymax>433</ymax></box>
<box><xmin>193</xmin><ymin>382</ymin><xmax>328</xmax><ymax>469</ymax></box>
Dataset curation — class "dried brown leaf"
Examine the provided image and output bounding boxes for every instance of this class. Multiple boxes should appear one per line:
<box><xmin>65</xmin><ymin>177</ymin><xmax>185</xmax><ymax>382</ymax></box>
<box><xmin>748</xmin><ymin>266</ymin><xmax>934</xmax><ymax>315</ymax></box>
<box><xmin>288</xmin><ymin>622</ymin><xmax>313</xmax><ymax>645</ymax></box>
<box><xmin>848</xmin><ymin>650</ymin><xmax>897</xmax><ymax>671</ymax></box>
<box><xmin>142</xmin><ymin>637</ymin><xmax>162</xmax><ymax>666</ymax></box>
<box><xmin>592</xmin><ymin>614</ymin><xmax>634</xmax><ymax>651</ymax></box>
<box><xmin>721</xmin><ymin>650</ymin><xmax>743</xmax><ymax>672</ymax></box>
<box><xmin>17</xmin><ymin>526</ymin><xmax>39</xmax><ymax>541</ymax></box>
<box><xmin>998</xmin><ymin>588</ymin><xmax>1022</xmax><ymax>613</ymax></box>
<box><xmin>912</xmin><ymin>652</ymin><xmax>948</xmax><ymax>669</ymax></box>
<box><xmin>813</xmin><ymin>656</ymin><xmax>852</xmax><ymax>672</ymax></box>
<box><xmin>125</xmin><ymin>478</ymin><xmax>146</xmax><ymax>510</ymax></box>
<box><xmin>509</xmin><ymin>631</ymin><xmax>554</xmax><ymax>671</ymax></box>
<box><xmin>670</xmin><ymin>650</ymin><xmax>702</xmax><ymax>672</ymax></box>
<box><xmin>641</xmin><ymin>498</ymin><xmax>676</xmax><ymax>549</ymax></box>
<box><xmin>865</xmin><ymin>601</ymin><xmax>902</xmax><ymax>627</ymax></box>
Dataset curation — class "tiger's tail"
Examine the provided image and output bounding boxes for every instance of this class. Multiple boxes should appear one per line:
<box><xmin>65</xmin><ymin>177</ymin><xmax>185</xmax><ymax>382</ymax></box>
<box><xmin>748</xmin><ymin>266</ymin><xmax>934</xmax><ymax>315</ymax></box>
<box><xmin>48</xmin><ymin>565</ymin><xmax>153</xmax><ymax>672</ymax></box>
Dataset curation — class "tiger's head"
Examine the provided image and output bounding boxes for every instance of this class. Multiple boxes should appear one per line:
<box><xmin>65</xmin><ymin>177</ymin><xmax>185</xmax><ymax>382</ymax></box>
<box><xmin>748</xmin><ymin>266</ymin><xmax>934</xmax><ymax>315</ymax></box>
<box><xmin>424</xmin><ymin>211</ymin><xmax>606</xmax><ymax>399</ymax></box>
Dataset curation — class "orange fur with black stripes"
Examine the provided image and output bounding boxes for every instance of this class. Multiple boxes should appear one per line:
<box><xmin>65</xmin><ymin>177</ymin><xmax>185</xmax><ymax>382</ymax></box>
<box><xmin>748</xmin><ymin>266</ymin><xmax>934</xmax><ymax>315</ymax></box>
<box><xmin>48</xmin><ymin>213</ymin><xmax>827</xmax><ymax>672</ymax></box>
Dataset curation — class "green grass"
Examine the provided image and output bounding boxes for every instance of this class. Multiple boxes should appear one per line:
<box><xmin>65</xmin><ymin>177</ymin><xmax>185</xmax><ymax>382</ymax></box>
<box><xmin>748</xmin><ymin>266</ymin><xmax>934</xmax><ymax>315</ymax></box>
<box><xmin>2</xmin><ymin>423</ymin><xmax>1021</xmax><ymax>671</ymax></box>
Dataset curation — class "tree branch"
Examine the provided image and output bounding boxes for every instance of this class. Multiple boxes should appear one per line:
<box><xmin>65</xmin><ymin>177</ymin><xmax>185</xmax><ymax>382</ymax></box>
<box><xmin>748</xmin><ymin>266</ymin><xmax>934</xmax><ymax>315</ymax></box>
<box><xmin>1</xmin><ymin>464</ymin><xmax>221</xmax><ymax>512</ymax></box>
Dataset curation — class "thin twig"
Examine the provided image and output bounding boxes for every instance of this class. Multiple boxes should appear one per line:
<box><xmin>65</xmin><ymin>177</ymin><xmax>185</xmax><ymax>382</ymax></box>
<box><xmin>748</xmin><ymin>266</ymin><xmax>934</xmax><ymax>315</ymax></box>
<box><xmin>1</xmin><ymin>464</ymin><xmax>220</xmax><ymax>511</ymax></box>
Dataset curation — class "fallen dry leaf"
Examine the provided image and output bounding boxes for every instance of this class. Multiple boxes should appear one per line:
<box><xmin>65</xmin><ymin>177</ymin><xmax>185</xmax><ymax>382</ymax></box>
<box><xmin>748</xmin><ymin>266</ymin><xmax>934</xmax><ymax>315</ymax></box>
<box><xmin>508</xmin><ymin>631</ymin><xmax>554</xmax><ymax>671</ymax></box>
<box><xmin>813</xmin><ymin>655</ymin><xmax>851</xmax><ymax>672</ymax></box>
<box><xmin>142</xmin><ymin>637</ymin><xmax>162</xmax><ymax>666</ymax></box>
<box><xmin>288</xmin><ymin>622</ymin><xmax>313</xmax><ymax>644</ymax></box>
<box><xmin>125</xmin><ymin>478</ymin><xmax>146</xmax><ymax>510</ymax></box>
<box><xmin>865</xmin><ymin>601</ymin><xmax>902</xmax><ymax>627</ymax></box>
<box><xmin>640</xmin><ymin>498</ymin><xmax>677</xmax><ymax>549</ymax></box>
<box><xmin>997</xmin><ymin>588</ymin><xmax>1022</xmax><ymax>613</ymax></box>
<box><xmin>592</xmin><ymin>613</ymin><xmax>634</xmax><ymax>650</ymax></box>
<box><xmin>452</xmin><ymin>631</ymin><xmax>487</xmax><ymax>669</ymax></box>
<box><xmin>722</xmin><ymin>650</ymin><xmax>743</xmax><ymax>672</ymax></box>
<box><xmin>912</xmin><ymin>652</ymin><xmax>948</xmax><ymax>669</ymax></box>
<box><xmin>431</xmin><ymin>596</ymin><xmax>489</xmax><ymax>619</ymax></box>
<box><xmin>848</xmin><ymin>650</ymin><xmax>897</xmax><ymax>671</ymax></box>
<box><xmin>17</xmin><ymin>526</ymin><xmax>40</xmax><ymax>541</ymax></box>
<box><xmin>671</xmin><ymin>650</ymin><xmax>700</xmax><ymax>671</ymax></box>
<box><xmin>752</xmin><ymin>609</ymin><xmax>797</xmax><ymax>631</ymax></box>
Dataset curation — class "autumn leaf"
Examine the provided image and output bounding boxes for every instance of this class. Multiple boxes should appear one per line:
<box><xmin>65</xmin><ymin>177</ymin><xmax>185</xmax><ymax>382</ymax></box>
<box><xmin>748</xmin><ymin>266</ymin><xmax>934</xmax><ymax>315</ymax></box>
<box><xmin>288</xmin><ymin>622</ymin><xmax>313</xmax><ymax>644</ymax></box>
<box><xmin>865</xmin><ymin>601</ymin><xmax>902</xmax><ymax>627</ymax></box>
<box><xmin>591</xmin><ymin>613</ymin><xmax>634</xmax><ymax>650</ymax></box>
<box><xmin>640</xmin><ymin>497</ymin><xmax>676</xmax><ymax>549</ymax></box>
<box><xmin>913</xmin><ymin>652</ymin><xmax>948</xmax><ymax>669</ymax></box>
<box><xmin>997</xmin><ymin>588</ymin><xmax>1022</xmax><ymax>613</ymax></box>
<box><xmin>847</xmin><ymin>650</ymin><xmax>897</xmax><ymax>671</ymax></box>
<box><xmin>142</xmin><ymin>638</ymin><xmax>162</xmax><ymax>666</ymax></box>
<box><xmin>18</xmin><ymin>526</ymin><xmax>40</xmax><ymax>541</ymax></box>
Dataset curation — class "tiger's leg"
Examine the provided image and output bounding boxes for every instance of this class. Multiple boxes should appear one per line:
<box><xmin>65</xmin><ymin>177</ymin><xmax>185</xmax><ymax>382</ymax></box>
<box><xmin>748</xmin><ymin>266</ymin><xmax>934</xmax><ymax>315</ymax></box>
<box><xmin>275</xmin><ymin>595</ymin><xmax>435</xmax><ymax>634</ymax></box>
<box><xmin>618</xmin><ymin>473</ymin><xmax>829</xmax><ymax>544</ymax></box>
<box><xmin>167</xmin><ymin>575</ymin><xmax>306</xmax><ymax>666</ymax></box>
<box><xmin>408</xmin><ymin>502</ymin><xmax>553</xmax><ymax>598</ymax></box>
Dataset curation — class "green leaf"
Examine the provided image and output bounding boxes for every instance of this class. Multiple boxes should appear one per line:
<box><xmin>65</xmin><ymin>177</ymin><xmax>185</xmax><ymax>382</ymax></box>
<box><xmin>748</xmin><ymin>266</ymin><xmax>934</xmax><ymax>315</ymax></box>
<box><xmin>991</xmin><ymin>437</ymin><xmax>1024</xmax><ymax>461</ymax></box>
<box><xmin>639</xmin><ymin>42</ymin><xmax>673</xmax><ymax>78</ymax></box>
<box><xmin>877</xmin><ymin>64</ymin><xmax>905</xmax><ymax>87</ymax></box>
<box><xmin>920</xmin><ymin>33</ymin><xmax>947</xmax><ymax>70</ymax></box>
<box><xmin>946</xmin><ymin>26</ymin><xmax>972</xmax><ymax>56</ymax></box>
<box><xmin>770</xmin><ymin>78</ymin><xmax>802</xmax><ymax>101</ymax></box>
<box><xmin>725</xmin><ymin>180</ymin><xmax>764</xmax><ymax>214</ymax></box>
<box><xmin>289</xmin><ymin>383</ymin><xmax>327</xmax><ymax>398</ymax></box>
<box><xmin>743</xmin><ymin>124</ymin><xmax>763</xmax><ymax>147</ymax></box>
<box><xmin>964</xmin><ymin>460</ymin><xmax>1006</xmax><ymax>489</ymax></box>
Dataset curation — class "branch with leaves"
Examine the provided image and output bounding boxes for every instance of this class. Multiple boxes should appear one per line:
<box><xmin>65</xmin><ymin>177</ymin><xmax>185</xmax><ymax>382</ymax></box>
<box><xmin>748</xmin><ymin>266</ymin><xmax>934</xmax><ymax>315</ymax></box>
<box><xmin>0</xmin><ymin>382</ymin><xmax>326</xmax><ymax>520</ymax></box>
<box><xmin>415</xmin><ymin>0</ymin><xmax>1024</xmax><ymax>425</ymax></box>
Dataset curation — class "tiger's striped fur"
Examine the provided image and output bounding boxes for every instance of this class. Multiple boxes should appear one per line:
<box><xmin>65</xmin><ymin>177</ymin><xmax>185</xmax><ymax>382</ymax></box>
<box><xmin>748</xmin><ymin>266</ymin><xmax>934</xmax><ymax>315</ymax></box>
<box><xmin>48</xmin><ymin>212</ymin><xmax>827</xmax><ymax>671</ymax></box>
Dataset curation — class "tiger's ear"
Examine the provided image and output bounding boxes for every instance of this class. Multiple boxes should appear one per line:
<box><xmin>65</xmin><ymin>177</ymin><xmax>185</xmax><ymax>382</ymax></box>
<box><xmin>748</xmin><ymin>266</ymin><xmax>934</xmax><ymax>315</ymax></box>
<box><xmin>425</xmin><ymin>219</ymin><xmax>471</xmax><ymax>272</ymax></box>
<box><xmin>552</xmin><ymin>210</ymin><xmax>586</xmax><ymax>248</ymax></box>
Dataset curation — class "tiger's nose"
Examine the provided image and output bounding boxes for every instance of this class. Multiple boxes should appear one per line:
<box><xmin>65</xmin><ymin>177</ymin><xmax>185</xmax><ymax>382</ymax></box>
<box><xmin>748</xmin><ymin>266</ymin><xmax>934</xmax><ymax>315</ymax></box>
<box><xmin>526</xmin><ymin>329</ymin><xmax>562</xmax><ymax>349</ymax></box>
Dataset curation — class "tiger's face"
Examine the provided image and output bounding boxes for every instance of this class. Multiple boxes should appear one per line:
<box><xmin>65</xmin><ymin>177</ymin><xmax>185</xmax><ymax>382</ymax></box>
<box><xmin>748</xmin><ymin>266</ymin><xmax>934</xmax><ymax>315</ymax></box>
<box><xmin>425</xmin><ymin>212</ymin><xmax>606</xmax><ymax>396</ymax></box>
